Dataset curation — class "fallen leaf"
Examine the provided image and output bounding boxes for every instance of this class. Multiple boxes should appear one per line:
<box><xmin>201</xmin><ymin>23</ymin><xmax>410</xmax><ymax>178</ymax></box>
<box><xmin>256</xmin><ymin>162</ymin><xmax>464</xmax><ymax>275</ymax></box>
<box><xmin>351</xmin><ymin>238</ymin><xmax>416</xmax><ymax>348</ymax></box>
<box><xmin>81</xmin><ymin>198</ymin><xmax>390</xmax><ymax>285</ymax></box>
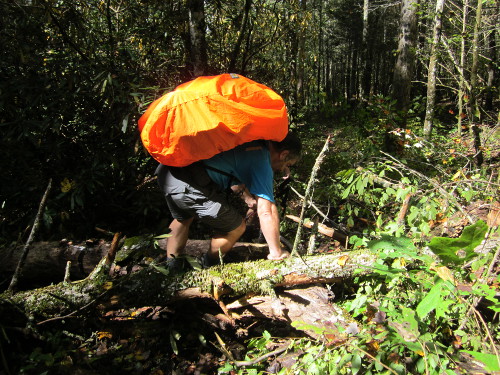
<box><xmin>487</xmin><ymin>201</ymin><xmax>500</xmax><ymax>228</ymax></box>
<box><xmin>337</xmin><ymin>255</ymin><xmax>349</xmax><ymax>267</ymax></box>
<box><xmin>97</xmin><ymin>331</ymin><xmax>112</xmax><ymax>340</ymax></box>
<box><xmin>430</xmin><ymin>263</ymin><xmax>456</xmax><ymax>284</ymax></box>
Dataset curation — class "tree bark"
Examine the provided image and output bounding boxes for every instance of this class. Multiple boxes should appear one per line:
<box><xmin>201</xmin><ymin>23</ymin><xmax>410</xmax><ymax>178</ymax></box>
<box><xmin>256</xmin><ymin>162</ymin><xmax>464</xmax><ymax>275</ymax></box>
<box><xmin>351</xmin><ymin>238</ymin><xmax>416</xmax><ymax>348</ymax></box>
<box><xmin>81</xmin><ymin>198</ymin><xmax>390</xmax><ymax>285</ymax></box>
<box><xmin>0</xmin><ymin>248</ymin><xmax>379</xmax><ymax>324</ymax></box>
<box><xmin>457</xmin><ymin>0</ymin><xmax>469</xmax><ymax>137</ymax></box>
<box><xmin>8</xmin><ymin>178</ymin><xmax>52</xmax><ymax>291</ymax></box>
<box><xmin>423</xmin><ymin>0</ymin><xmax>445</xmax><ymax>139</ymax></box>
<box><xmin>392</xmin><ymin>0</ymin><xmax>418</xmax><ymax>126</ymax></box>
<box><xmin>0</xmin><ymin>240</ymin><xmax>111</xmax><ymax>286</ymax></box>
<box><xmin>295</xmin><ymin>0</ymin><xmax>307</xmax><ymax>108</ymax></box>
<box><xmin>228</xmin><ymin>0</ymin><xmax>252</xmax><ymax>72</ymax></box>
<box><xmin>187</xmin><ymin>0</ymin><xmax>208</xmax><ymax>77</ymax></box>
<box><xmin>469</xmin><ymin>0</ymin><xmax>484</xmax><ymax>167</ymax></box>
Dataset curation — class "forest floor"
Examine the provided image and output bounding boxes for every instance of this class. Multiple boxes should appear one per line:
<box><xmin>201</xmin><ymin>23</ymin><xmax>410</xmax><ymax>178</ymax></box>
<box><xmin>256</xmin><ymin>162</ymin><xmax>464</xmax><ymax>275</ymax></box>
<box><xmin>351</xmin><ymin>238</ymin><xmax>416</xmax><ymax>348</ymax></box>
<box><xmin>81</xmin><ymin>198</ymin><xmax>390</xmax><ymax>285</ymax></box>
<box><xmin>4</xmin><ymin>200</ymin><xmax>499</xmax><ymax>375</ymax></box>
<box><xmin>3</xmin><ymin>124</ymin><xmax>499</xmax><ymax>374</ymax></box>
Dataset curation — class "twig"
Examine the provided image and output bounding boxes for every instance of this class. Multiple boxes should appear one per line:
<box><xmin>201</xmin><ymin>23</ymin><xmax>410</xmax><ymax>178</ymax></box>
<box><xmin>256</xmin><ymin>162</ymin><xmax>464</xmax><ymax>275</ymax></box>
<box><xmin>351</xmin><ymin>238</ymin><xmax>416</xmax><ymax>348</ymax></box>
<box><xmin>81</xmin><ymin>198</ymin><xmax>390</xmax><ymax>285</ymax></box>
<box><xmin>290</xmin><ymin>186</ymin><xmax>347</xmax><ymax>234</ymax></box>
<box><xmin>105</xmin><ymin>232</ymin><xmax>122</xmax><ymax>265</ymax></box>
<box><xmin>37</xmin><ymin>289</ymin><xmax>110</xmax><ymax>326</ymax></box>
<box><xmin>8</xmin><ymin>178</ymin><xmax>53</xmax><ymax>292</ymax></box>
<box><xmin>351</xmin><ymin>344</ymin><xmax>399</xmax><ymax>375</ymax></box>
<box><xmin>380</xmin><ymin>151</ymin><xmax>475</xmax><ymax>223</ymax></box>
<box><xmin>234</xmin><ymin>342</ymin><xmax>290</xmax><ymax>367</ymax></box>
<box><xmin>64</xmin><ymin>261</ymin><xmax>72</xmax><ymax>283</ymax></box>
<box><xmin>95</xmin><ymin>227</ymin><xmax>116</xmax><ymax>236</ymax></box>
<box><xmin>291</xmin><ymin>135</ymin><xmax>331</xmax><ymax>257</ymax></box>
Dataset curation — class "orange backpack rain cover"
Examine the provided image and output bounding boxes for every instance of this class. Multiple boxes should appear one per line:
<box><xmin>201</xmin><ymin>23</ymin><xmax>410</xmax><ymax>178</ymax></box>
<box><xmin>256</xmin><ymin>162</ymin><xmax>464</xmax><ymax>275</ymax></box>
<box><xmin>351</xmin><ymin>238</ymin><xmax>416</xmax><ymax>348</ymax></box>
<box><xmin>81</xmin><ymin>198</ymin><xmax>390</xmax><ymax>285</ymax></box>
<box><xmin>138</xmin><ymin>73</ymin><xmax>288</xmax><ymax>167</ymax></box>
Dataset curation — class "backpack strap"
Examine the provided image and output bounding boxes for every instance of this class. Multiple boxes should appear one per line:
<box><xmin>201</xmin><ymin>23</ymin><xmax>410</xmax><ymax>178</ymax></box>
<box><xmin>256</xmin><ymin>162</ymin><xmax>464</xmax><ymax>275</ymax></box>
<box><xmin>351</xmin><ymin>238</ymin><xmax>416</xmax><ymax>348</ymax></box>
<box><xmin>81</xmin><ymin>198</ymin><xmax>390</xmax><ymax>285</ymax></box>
<box><xmin>203</xmin><ymin>164</ymin><xmax>239</xmax><ymax>190</ymax></box>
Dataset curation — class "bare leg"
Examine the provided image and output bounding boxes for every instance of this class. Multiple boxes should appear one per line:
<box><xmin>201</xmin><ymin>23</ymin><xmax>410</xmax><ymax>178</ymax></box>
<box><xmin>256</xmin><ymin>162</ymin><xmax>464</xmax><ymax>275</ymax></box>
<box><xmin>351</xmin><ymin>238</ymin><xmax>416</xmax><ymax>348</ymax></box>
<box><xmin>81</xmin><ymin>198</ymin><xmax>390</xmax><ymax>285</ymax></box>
<box><xmin>208</xmin><ymin>219</ymin><xmax>246</xmax><ymax>261</ymax></box>
<box><xmin>166</xmin><ymin>217</ymin><xmax>194</xmax><ymax>258</ymax></box>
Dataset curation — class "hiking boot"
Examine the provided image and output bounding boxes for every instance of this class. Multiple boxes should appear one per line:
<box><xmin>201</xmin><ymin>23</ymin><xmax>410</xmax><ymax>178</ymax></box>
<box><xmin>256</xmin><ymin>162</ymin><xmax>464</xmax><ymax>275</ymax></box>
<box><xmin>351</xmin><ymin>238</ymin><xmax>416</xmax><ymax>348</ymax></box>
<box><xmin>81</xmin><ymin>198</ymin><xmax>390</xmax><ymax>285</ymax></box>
<box><xmin>200</xmin><ymin>253</ymin><xmax>221</xmax><ymax>269</ymax></box>
<box><xmin>165</xmin><ymin>256</ymin><xmax>190</xmax><ymax>273</ymax></box>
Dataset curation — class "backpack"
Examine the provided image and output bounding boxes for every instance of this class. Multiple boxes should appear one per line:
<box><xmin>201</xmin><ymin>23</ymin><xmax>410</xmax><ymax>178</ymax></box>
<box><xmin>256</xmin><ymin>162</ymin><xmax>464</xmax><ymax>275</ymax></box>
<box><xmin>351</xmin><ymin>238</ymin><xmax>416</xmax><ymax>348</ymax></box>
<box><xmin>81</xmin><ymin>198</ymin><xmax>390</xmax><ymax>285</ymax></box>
<box><xmin>138</xmin><ymin>73</ymin><xmax>288</xmax><ymax>167</ymax></box>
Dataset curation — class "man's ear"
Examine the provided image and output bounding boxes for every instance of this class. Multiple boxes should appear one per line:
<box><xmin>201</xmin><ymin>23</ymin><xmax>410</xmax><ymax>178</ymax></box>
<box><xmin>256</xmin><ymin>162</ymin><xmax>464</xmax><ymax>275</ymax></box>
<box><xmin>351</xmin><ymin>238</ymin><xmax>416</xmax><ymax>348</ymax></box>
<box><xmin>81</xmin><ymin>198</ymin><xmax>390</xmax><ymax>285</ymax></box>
<box><xmin>280</xmin><ymin>150</ymin><xmax>290</xmax><ymax>161</ymax></box>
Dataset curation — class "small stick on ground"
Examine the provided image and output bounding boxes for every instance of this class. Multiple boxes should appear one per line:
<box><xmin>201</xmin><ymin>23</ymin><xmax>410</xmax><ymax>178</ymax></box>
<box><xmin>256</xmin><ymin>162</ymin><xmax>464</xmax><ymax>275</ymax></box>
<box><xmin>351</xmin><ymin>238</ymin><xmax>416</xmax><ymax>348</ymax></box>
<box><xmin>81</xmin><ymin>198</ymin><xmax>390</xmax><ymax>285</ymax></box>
<box><xmin>105</xmin><ymin>232</ymin><xmax>123</xmax><ymax>266</ymax></box>
<box><xmin>8</xmin><ymin>178</ymin><xmax>53</xmax><ymax>292</ymax></box>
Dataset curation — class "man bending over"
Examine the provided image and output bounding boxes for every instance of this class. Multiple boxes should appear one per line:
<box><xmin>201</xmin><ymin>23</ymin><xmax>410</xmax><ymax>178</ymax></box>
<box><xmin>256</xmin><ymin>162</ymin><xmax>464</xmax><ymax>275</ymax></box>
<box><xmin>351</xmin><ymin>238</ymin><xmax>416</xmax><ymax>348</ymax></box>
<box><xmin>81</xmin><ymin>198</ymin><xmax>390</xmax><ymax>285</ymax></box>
<box><xmin>156</xmin><ymin>132</ymin><xmax>301</xmax><ymax>268</ymax></box>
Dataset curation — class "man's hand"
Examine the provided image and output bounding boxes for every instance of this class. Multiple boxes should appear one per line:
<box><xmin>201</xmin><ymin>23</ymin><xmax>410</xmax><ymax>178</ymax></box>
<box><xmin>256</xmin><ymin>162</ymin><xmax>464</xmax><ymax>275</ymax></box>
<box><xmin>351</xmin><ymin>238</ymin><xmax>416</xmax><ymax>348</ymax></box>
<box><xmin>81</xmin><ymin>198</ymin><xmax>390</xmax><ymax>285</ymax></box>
<box><xmin>243</xmin><ymin>193</ymin><xmax>257</xmax><ymax>210</ymax></box>
<box><xmin>231</xmin><ymin>184</ymin><xmax>256</xmax><ymax>210</ymax></box>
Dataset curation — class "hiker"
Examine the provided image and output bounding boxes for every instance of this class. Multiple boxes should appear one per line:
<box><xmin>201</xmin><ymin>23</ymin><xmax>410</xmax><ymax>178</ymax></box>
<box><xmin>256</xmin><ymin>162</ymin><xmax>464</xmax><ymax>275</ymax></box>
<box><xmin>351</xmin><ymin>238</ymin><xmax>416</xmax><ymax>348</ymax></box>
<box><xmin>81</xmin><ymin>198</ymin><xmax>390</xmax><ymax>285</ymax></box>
<box><xmin>156</xmin><ymin>132</ymin><xmax>302</xmax><ymax>269</ymax></box>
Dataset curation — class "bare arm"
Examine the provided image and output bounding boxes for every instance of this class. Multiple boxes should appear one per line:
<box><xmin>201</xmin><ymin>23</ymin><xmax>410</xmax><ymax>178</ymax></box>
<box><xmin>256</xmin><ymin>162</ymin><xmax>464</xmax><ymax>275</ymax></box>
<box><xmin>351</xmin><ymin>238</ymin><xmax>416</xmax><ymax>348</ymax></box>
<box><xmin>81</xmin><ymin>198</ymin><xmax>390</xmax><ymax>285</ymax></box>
<box><xmin>256</xmin><ymin>196</ymin><xmax>290</xmax><ymax>260</ymax></box>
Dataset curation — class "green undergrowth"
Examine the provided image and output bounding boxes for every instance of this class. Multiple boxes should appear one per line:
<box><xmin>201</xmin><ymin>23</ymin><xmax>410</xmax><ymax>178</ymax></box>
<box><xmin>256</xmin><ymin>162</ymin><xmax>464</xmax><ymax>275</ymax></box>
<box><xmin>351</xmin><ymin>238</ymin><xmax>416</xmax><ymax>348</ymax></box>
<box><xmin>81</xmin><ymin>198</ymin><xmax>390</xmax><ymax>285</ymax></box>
<box><xmin>217</xmin><ymin>110</ymin><xmax>499</xmax><ymax>374</ymax></box>
<box><xmin>219</xmin><ymin>221</ymin><xmax>500</xmax><ymax>374</ymax></box>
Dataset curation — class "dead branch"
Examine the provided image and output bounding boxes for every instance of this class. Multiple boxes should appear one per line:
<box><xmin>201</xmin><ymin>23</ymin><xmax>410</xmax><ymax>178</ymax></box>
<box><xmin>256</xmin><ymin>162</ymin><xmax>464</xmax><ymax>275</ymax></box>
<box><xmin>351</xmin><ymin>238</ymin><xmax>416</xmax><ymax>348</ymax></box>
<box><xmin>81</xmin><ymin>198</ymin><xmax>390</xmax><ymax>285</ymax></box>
<box><xmin>291</xmin><ymin>136</ymin><xmax>331</xmax><ymax>255</ymax></box>
<box><xmin>286</xmin><ymin>214</ymin><xmax>346</xmax><ymax>243</ymax></box>
<box><xmin>8</xmin><ymin>178</ymin><xmax>53</xmax><ymax>292</ymax></box>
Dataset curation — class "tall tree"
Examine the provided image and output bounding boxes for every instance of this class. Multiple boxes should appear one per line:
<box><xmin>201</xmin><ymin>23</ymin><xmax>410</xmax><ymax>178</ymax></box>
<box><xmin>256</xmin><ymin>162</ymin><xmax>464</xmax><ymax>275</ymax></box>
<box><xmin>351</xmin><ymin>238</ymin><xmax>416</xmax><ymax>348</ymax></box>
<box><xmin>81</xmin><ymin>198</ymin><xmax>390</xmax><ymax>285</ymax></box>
<box><xmin>423</xmin><ymin>0</ymin><xmax>445</xmax><ymax>139</ymax></box>
<box><xmin>392</xmin><ymin>0</ymin><xmax>418</xmax><ymax>128</ymax></box>
<box><xmin>457</xmin><ymin>0</ymin><xmax>470</xmax><ymax>137</ymax></box>
<box><xmin>484</xmin><ymin>1</ymin><xmax>498</xmax><ymax>112</ymax></box>
<box><xmin>187</xmin><ymin>0</ymin><xmax>208</xmax><ymax>77</ymax></box>
<box><xmin>360</xmin><ymin>0</ymin><xmax>370</xmax><ymax>99</ymax></box>
<box><xmin>228</xmin><ymin>0</ymin><xmax>253</xmax><ymax>72</ymax></box>
<box><xmin>469</xmin><ymin>0</ymin><xmax>484</xmax><ymax>166</ymax></box>
<box><xmin>296</xmin><ymin>0</ymin><xmax>308</xmax><ymax>108</ymax></box>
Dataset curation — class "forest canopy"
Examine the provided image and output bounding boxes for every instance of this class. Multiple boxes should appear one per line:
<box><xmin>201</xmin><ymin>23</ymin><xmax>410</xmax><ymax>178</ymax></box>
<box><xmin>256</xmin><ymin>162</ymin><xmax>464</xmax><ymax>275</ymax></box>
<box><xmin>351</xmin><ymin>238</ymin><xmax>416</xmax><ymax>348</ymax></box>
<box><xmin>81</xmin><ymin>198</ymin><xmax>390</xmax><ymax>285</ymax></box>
<box><xmin>1</xmin><ymin>0</ymin><xmax>497</xmax><ymax>242</ymax></box>
<box><xmin>1</xmin><ymin>0</ymin><xmax>499</xmax><ymax>374</ymax></box>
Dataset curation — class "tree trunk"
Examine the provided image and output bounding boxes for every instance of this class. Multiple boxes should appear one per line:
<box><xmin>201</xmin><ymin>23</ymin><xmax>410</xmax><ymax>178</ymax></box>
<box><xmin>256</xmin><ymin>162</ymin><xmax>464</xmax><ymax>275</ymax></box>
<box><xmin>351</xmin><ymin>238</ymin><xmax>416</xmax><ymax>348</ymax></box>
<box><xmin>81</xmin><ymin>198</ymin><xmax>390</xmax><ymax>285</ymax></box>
<box><xmin>469</xmin><ymin>0</ymin><xmax>484</xmax><ymax>167</ymax></box>
<box><xmin>228</xmin><ymin>0</ymin><xmax>252</xmax><ymax>72</ymax></box>
<box><xmin>0</xmin><ymin>248</ymin><xmax>380</xmax><ymax>323</ymax></box>
<box><xmin>295</xmin><ymin>0</ymin><xmax>307</xmax><ymax>109</ymax></box>
<box><xmin>457</xmin><ymin>0</ymin><xmax>469</xmax><ymax>137</ymax></box>
<box><xmin>187</xmin><ymin>0</ymin><xmax>208</xmax><ymax>77</ymax></box>
<box><xmin>392</xmin><ymin>0</ymin><xmax>418</xmax><ymax>126</ymax></box>
<box><xmin>317</xmin><ymin>0</ymin><xmax>323</xmax><ymax>110</ymax></box>
<box><xmin>0</xmin><ymin>240</ymin><xmax>110</xmax><ymax>287</ymax></box>
<box><xmin>360</xmin><ymin>0</ymin><xmax>370</xmax><ymax>100</ymax></box>
<box><xmin>484</xmin><ymin>9</ymin><xmax>497</xmax><ymax>112</ymax></box>
<box><xmin>423</xmin><ymin>0</ymin><xmax>445</xmax><ymax>139</ymax></box>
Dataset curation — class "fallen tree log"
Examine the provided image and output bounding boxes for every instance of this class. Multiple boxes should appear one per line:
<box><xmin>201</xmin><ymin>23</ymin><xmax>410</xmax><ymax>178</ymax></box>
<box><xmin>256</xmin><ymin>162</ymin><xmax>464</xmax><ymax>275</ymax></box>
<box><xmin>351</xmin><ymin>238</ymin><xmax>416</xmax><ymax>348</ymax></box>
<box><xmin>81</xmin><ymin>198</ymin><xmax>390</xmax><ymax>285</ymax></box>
<box><xmin>0</xmin><ymin>238</ymin><xmax>272</xmax><ymax>288</ymax></box>
<box><xmin>0</xmin><ymin>240</ymin><xmax>110</xmax><ymax>286</ymax></box>
<box><xmin>0</xmin><ymin>239</ymin><xmax>379</xmax><ymax>325</ymax></box>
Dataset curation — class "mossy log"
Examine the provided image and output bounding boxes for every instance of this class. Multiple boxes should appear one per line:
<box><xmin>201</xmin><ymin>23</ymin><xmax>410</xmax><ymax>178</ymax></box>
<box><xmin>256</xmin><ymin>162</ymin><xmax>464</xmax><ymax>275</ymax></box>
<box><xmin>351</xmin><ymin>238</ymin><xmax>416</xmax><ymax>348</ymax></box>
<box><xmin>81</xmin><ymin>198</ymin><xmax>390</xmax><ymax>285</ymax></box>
<box><xmin>0</xmin><ymin>238</ymin><xmax>271</xmax><ymax>288</ymax></box>
<box><xmin>0</xmin><ymin>243</ymin><xmax>379</xmax><ymax>326</ymax></box>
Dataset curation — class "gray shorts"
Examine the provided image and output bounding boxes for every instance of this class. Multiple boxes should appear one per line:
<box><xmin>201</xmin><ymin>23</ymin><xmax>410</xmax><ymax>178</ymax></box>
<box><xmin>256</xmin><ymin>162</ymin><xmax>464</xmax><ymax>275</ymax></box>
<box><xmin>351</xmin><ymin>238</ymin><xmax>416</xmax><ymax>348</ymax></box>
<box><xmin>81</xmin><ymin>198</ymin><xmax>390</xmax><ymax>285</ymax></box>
<box><xmin>156</xmin><ymin>163</ymin><xmax>242</xmax><ymax>234</ymax></box>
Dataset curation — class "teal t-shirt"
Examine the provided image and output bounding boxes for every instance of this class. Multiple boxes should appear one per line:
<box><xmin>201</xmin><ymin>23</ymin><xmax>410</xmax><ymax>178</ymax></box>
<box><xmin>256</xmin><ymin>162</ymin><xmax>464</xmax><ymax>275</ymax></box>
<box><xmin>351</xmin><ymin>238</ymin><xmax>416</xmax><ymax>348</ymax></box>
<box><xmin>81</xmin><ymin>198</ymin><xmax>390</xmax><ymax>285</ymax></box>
<box><xmin>203</xmin><ymin>140</ymin><xmax>275</xmax><ymax>202</ymax></box>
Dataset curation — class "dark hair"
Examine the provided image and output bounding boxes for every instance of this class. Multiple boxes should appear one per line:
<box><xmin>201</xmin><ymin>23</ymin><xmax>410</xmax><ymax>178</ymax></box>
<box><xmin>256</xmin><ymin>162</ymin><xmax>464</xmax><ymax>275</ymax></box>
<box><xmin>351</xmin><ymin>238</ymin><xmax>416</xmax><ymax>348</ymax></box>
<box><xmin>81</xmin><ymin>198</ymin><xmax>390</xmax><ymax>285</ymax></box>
<box><xmin>271</xmin><ymin>131</ymin><xmax>302</xmax><ymax>160</ymax></box>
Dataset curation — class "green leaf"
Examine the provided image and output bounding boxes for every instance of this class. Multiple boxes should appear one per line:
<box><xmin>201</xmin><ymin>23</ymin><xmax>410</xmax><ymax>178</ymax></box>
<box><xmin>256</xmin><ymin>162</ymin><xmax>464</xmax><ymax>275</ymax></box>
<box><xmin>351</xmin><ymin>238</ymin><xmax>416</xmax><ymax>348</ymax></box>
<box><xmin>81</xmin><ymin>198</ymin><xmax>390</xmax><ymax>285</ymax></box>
<box><xmin>368</xmin><ymin>235</ymin><xmax>416</xmax><ymax>252</ymax></box>
<box><xmin>416</xmin><ymin>279</ymin><xmax>443</xmax><ymax>318</ymax></box>
<box><xmin>185</xmin><ymin>256</ymin><xmax>202</xmax><ymax>271</ymax></box>
<box><xmin>351</xmin><ymin>354</ymin><xmax>362</xmax><ymax>375</ymax></box>
<box><xmin>169</xmin><ymin>332</ymin><xmax>179</xmax><ymax>355</ymax></box>
<box><xmin>151</xmin><ymin>264</ymin><xmax>170</xmax><ymax>276</ymax></box>
<box><xmin>428</xmin><ymin>220</ymin><xmax>487</xmax><ymax>265</ymax></box>
<box><xmin>462</xmin><ymin>351</ymin><xmax>500</xmax><ymax>372</ymax></box>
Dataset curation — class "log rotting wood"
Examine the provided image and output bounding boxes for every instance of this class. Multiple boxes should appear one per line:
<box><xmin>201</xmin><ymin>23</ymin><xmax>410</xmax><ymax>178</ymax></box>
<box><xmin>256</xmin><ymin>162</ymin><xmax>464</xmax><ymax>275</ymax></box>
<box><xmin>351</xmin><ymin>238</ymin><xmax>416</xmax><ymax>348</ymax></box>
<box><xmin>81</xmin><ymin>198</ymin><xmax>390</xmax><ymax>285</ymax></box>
<box><xmin>0</xmin><ymin>247</ymin><xmax>379</xmax><ymax>323</ymax></box>
<box><xmin>0</xmin><ymin>240</ymin><xmax>110</xmax><ymax>287</ymax></box>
